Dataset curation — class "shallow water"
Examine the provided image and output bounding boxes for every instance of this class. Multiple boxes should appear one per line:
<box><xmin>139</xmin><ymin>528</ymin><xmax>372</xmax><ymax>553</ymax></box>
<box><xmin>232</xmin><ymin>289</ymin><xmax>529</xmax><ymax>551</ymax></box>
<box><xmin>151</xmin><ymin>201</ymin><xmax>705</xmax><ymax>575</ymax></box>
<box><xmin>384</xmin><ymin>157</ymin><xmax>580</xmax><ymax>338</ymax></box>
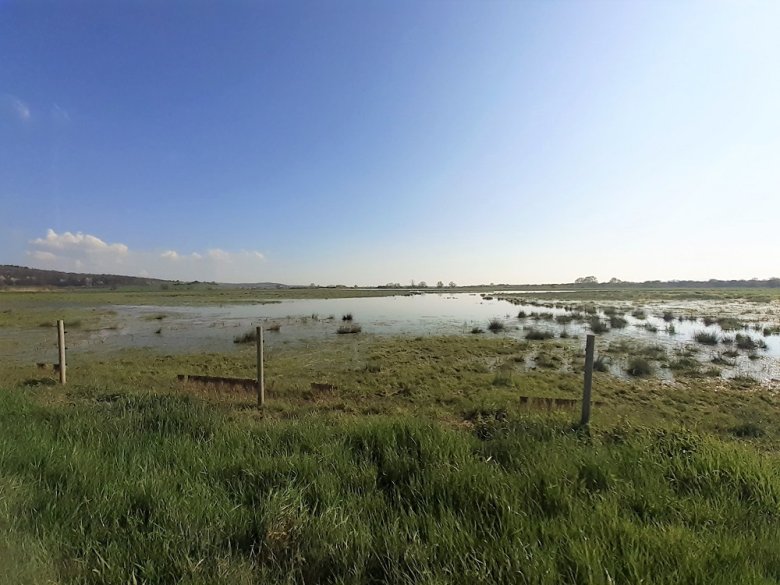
<box><xmin>14</xmin><ymin>292</ymin><xmax>780</xmax><ymax>384</ymax></box>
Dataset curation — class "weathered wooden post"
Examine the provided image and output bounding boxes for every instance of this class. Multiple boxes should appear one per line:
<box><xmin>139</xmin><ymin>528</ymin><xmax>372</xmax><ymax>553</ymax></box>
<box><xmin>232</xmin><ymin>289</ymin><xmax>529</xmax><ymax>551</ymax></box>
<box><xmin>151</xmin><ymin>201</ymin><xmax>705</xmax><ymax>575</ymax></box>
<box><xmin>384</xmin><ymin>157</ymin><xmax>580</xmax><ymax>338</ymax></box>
<box><xmin>580</xmin><ymin>334</ymin><xmax>595</xmax><ymax>426</ymax></box>
<box><xmin>57</xmin><ymin>320</ymin><xmax>67</xmax><ymax>385</ymax></box>
<box><xmin>256</xmin><ymin>325</ymin><xmax>265</xmax><ymax>407</ymax></box>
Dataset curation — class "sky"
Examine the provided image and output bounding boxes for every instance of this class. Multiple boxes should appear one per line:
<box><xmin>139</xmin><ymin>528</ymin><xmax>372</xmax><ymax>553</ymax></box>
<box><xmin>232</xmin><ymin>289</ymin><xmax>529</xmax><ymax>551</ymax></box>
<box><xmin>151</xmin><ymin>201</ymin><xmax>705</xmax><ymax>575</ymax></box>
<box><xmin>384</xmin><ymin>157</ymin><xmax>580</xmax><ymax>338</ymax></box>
<box><xmin>1</xmin><ymin>0</ymin><xmax>779</xmax><ymax>285</ymax></box>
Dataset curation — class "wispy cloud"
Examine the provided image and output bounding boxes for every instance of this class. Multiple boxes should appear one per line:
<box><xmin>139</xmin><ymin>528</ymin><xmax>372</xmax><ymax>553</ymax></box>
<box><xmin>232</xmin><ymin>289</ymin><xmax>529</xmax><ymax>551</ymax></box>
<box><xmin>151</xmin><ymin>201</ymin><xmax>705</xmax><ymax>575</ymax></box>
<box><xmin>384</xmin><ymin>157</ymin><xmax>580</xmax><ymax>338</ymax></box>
<box><xmin>51</xmin><ymin>103</ymin><xmax>70</xmax><ymax>123</ymax></box>
<box><xmin>13</xmin><ymin>98</ymin><xmax>30</xmax><ymax>120</ymax></box>
<box><xmin>2</xmin><ymin>94</ymin><xmax>31</xmax><ymax>121</ymax></box>
<box><xmin>26</xmin><ymin>229</ymin><xmax>267</xmax><ymax>282</ymax></box>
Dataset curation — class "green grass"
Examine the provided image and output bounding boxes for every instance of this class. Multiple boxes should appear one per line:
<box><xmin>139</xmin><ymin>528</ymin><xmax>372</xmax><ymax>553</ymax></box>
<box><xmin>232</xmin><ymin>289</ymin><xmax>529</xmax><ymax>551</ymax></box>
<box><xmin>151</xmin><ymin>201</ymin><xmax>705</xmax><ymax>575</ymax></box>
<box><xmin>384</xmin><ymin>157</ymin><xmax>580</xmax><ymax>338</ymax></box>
<box><xmin>3</xmin><ymin>389</ymin><xmax>780</xmax><ymax>584</ymax></box>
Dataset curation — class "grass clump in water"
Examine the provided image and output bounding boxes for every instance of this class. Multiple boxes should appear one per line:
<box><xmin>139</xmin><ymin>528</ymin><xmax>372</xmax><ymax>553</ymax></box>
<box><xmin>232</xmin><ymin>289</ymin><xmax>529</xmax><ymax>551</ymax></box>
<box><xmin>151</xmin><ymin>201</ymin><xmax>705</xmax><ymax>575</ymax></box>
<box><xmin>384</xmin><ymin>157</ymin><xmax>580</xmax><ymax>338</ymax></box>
<box><xmin>631</xmin><ymin>308</ymin><xmax>647</xmax><ymax>319</ymax></box>
<box><xmin>717</xmin><ymin>317</ymin><xmax>743</xmax><ymax>331</ymax></box>
<box><xmin>233</xmin><ymin>329</ymin><xmax>258</xmax><ymax>344</ymax></box>
<box><xmin>337</xmin><ymin>324</ymin><xmax>362</xmax><ymax>334</ymax></box>
<box><xmin>694</xmin><ymin>331</ymin><xmax>719</xmax><ymax>345</ymax></box>
<box><xmin>626</xmin><ymin>357</ymin><xmax>653</xmax><ymax>377</ymax></box>
<box><xmin>593</xmin><ymin>356</ymin><xmax>609</xmax><ymax>372</ymax></box>
<box><xmin>470</xmin><ymin>326</ymin><xmax>484</xmax><ymax>334</ymax></box>
<box><xmin>487</xmin><ymin>319</ymin><xmax>506</xmax><ymax>333</ymax></box>
<box><xmin>609</xmin><ymin>315</ymin><xmax>628</xmax><ymax>329</ymax></box>
<box><xmin>589</xmin><ymin>318</ymin><xmax>609</xmax><ymax>334</ymax></box>
<box><xmin>342</xmin><ymin>313</ymin><xmax>354</xmax><ymax>321</ymax></box>
<box><xmin>525</xmin><ymin>328</ymin><xmax>554</xmax><ymax>340</ymax></box>
<box><xmin>735</xmin><ymin>334</ymin><xmax>767</xmax><ymax>351</ymax></box>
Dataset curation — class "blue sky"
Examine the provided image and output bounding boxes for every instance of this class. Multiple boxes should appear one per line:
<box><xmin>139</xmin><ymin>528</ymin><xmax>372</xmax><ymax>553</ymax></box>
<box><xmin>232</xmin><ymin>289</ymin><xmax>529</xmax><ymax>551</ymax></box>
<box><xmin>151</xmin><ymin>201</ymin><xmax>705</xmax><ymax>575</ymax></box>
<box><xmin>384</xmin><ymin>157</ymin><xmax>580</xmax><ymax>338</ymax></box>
<box><xmin>1</xmin><ymin>0</ymin><xmax>778</xmax><ymax>285</ymax></box>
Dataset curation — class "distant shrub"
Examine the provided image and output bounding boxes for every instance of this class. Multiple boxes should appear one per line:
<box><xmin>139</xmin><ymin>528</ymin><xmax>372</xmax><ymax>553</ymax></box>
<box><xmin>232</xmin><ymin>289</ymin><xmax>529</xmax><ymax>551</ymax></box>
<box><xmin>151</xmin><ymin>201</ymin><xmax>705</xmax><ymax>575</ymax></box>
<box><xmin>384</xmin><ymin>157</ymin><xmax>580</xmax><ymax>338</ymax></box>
<box><xmin>662</xmin><ymin>311</ymin><xmax>675</xmax><ymax>322</ymax></box>
<box><xmin>589</xmin><ymin>318</ymin><xmax>609</xmax><ymax>334</ymax></box>
<box><xmin>593</xmin><ymin>356</ymin><xmax>609</xmax><ymax>372</ymax></box>
<box><xmin>487</xmin><ymin>319</ymin><xmax>505</xmax><ymax>333</ymax></box>
<box><xmin>470</xmin><ymin>327</ymin><xmax>484</xmax><ymax>334</ymax></box>
<box><xmin>342</xmin><ymin>313</ymin><xmax>354</xmax><ymax>321</ymax></box>
<box><xmin>517</xmin><ymin>311</ymin><xmax>527</xmax><ymax>319</ymax></box>
<box><xmin>631</xmin><ymin>309</ymin><xmax>647</xmax><ymax>319</ymax></box>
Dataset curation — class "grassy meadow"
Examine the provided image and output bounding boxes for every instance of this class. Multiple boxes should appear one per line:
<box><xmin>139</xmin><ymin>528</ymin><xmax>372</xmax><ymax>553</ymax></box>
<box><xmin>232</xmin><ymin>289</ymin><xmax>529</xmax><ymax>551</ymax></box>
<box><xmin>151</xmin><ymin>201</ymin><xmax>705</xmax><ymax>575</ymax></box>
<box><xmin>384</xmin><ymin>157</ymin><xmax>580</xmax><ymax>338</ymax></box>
<box><xmin>2</xmin><ymin>287</ymin><xmax>780</xmax><ymax>583</ymax></box>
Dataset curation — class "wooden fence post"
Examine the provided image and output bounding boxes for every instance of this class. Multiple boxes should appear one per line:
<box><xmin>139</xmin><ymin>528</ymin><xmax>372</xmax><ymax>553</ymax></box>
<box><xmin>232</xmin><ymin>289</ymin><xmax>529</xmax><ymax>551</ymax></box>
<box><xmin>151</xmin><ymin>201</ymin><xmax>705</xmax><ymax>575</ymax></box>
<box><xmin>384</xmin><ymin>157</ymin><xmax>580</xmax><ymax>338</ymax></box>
<box><xmin>580</xmin><ymin>334</ymin><xmax>595</xmax><ymax>426</ymax></box>
<box><xmin>256</xmin><ymin>326</ymin><xmax>264</xmax><ymax>407</ymax></box>
<box><xmin>57</xmin><ymin>319</ymin><xmax>67</xmax><ymax>385</ymax></box>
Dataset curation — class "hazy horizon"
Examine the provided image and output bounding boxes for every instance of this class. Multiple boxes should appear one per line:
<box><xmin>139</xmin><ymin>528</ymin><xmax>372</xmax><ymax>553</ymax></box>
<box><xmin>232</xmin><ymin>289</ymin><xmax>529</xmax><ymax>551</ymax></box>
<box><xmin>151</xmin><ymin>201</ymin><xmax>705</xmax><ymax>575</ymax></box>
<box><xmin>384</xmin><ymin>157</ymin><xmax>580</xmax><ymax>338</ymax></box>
<box><xmin>2</xmin><ymin>1</ymin><xmax>779</xmax><ymax>286</ymax></box>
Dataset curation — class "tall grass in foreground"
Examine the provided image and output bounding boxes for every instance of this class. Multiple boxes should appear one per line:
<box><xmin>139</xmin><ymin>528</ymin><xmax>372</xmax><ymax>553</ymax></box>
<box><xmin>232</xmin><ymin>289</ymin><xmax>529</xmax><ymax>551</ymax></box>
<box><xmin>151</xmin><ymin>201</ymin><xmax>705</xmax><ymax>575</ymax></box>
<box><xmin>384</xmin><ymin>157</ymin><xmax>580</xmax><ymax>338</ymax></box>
<box><xmin>1</xmin><ymin>390</ymin><xmax>780</xmax><ymax>584</ymax></box>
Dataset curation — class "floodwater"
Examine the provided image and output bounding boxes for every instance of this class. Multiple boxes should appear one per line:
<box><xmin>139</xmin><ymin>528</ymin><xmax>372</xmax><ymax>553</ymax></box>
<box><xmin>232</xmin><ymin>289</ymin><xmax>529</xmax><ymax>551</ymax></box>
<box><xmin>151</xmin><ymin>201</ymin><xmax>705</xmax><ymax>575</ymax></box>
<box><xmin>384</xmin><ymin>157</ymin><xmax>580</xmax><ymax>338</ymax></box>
<box><xmin>18</xmin><ymin>292</ymin><xmax>780</xmax><ymax>384</ymax></box>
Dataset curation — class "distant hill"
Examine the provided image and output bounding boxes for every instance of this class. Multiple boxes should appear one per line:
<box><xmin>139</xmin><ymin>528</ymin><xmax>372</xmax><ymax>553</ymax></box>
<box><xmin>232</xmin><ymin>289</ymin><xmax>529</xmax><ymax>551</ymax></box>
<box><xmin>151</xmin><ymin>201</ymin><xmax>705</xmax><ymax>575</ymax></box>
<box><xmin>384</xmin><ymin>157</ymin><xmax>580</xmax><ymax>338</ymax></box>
<box><xmin>0</xmin><ymin>265</ymin><xmax>291</xmax><ymax>290</ymax></box>
<box><xmin>0</xmin><ymin>265</ymin><xmax>167</xmax><ymax>289</ymax></box>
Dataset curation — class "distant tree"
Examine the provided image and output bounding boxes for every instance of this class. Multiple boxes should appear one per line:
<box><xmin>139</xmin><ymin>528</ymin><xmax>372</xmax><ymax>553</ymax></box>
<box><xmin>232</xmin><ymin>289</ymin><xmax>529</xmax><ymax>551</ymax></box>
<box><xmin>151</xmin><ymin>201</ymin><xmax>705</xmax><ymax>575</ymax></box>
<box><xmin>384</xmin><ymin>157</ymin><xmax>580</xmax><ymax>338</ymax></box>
<box><xmin>608</xmin><ymin>277</ymin><xmax>622</xmax><ymax>284</ymax></box>
<box><xmin>418</xmin><ymin>281</ymin><xmax>428</xmax><ymax>288</ymax></box>
<box><xmin>410</xmin><ymin>280</ymin><xmax>416</xmax><ymax>287</ymax></box>
<box><xmin>448</xmin><ymin>281</ymin><xmax>457</xmax><ymax>288</ymax></box>
<box><xmin>575</xmin><ymin>276</ymin><xmax>599</xmax><ymax>284</ymax></box>
<box><xmin>436</xmin><ymin>281</ymin><xmax>444</xmax><ymax>288</ymax></box>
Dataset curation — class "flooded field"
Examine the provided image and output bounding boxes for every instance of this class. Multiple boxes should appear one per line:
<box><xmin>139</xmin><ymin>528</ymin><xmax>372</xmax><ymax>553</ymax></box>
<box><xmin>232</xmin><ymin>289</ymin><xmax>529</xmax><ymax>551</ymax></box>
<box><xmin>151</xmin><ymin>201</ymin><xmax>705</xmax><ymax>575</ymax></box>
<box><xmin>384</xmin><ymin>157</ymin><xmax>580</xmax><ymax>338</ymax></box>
<box><xmin>8</xmin><ymin>291</ymin><xmax>779</xmax><ymax>385</ymax></box>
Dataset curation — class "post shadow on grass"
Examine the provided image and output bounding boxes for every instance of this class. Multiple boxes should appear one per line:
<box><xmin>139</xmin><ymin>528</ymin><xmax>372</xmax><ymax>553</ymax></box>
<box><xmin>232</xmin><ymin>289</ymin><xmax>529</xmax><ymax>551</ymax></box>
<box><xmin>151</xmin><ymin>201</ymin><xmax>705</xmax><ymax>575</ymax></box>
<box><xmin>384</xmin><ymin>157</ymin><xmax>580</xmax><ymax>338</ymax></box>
<box><xmin>579</xmin><ymin>334</ymin><xmax>595</xmax><ymax>428</ymax></box>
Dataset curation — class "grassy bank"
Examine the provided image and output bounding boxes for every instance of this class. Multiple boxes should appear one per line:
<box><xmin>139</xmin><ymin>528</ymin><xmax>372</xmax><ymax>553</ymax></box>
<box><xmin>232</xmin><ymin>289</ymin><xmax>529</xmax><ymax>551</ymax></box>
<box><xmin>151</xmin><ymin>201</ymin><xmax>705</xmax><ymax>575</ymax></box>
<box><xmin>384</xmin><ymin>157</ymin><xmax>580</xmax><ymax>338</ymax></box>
<box><xmin>1</xmin><ymin>388</ymin><xmax>780</xmax><ymax>584</ymax></box>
